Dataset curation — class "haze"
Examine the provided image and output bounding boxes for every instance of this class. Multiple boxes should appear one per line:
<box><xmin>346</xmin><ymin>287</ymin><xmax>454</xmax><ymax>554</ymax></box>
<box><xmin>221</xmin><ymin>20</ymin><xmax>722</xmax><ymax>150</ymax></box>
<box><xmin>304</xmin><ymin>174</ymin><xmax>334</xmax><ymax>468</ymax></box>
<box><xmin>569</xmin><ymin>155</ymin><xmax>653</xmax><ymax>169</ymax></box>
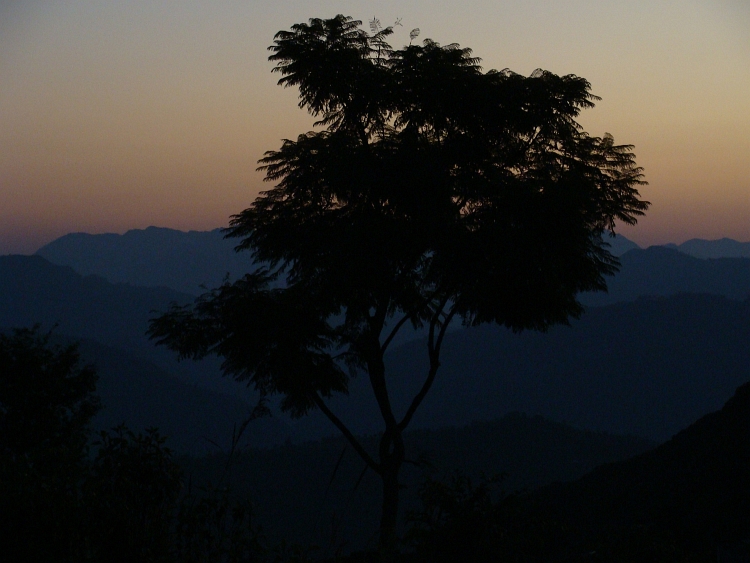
<box><xmin>1</xmin><ymin>0</ymin><xmax>749</xmax><ymax>254</ymax></box>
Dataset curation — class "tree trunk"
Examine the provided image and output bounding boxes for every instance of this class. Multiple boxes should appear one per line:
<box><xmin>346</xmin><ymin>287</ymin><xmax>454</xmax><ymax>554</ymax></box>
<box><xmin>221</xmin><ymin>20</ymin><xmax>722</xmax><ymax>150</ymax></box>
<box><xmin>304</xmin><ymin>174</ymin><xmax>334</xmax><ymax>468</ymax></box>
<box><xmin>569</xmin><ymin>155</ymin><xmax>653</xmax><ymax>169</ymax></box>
<box><xmin>378</xmin><ymin>428</ymin><xmax>405</xmax><ymax>560</ymax></box>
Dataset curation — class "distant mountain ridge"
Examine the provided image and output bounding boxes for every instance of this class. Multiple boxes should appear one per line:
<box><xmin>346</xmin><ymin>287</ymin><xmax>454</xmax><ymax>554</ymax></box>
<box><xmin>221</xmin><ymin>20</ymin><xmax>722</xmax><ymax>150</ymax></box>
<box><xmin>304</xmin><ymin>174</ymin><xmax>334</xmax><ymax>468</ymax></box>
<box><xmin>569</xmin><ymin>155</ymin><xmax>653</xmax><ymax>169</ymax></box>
<box><xmin>31</xmin><ymin>228</ymin><xmax>653</xmax><ymax>297</ymax></box>
<box><xmin>33</xmin><ymin>228</ymin><xmax>750</xmax><ymax>306</ymax></box>
<box><xmin>665</xmin><ymin>236</ymin><xmax>750</xmax><ymax>259</ymax></box>
<box><xmin>36</xmin><ymin>227</ymin><xmax>254</xmax><ymax>295</ymax></box>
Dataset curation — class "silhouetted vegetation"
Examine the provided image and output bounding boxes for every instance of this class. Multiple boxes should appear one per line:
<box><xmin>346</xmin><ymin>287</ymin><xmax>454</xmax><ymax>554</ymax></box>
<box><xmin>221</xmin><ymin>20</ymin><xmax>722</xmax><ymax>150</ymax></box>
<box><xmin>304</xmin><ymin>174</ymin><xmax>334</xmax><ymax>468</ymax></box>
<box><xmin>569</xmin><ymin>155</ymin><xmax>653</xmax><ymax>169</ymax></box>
<box><xmin>149</xmin><ymin>14</ymin><xmax>649</xmax><ymax>551</ymax></box>
<box><xmin>0</xmin><ymin>326</ymin><xmax>307</xmax><ymax>562</ymax></box>
<box><xmin>405</xmin><ymin>474</ymin><xmax>573</xmax><ymax>562</ymax></box>
<box><xmin>0</xmin><ymin>326</ymin><xmax>99</xmax><ymax>560</ymax></box>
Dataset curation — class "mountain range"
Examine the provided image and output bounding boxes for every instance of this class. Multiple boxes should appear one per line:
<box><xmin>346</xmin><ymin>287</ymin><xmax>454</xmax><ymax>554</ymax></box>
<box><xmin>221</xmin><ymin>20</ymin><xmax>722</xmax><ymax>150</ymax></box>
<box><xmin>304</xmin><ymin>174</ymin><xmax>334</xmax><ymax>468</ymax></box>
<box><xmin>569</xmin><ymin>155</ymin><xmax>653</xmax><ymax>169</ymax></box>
<box><xmin>580</xmin><ymin>244</ymin><xmax>750</xmax><ymax>306</ymax></box>
<box><xmin>4</xmin><ymin>226</ymin><xmax>750</xmax><ymax>556</ymax></box>
<box><xmin>35</xmin><ymin>228</ymin><xmax>750</xmax><ymax>306</ymax></box>
<box><xmin>324</xmin><ymin>292</ymin><xmax>750</xmax><ymax>443</ymax></box>
<box><xmin>0</xmin><ymin>255</ymin><xmax>291</xmax><ymax>454</ymax></box>
<box><xmin>666</xmin><ymin>237</ymin><xmax>750</xmax><ymax>259</ymax></box>
<box><xmin>36</xmin><ymin>229</ymin><xmax>643</xmax><ymax>295</ymax></box>
<box><xmin>3</xmin><ymin>226</ymin><xmax>750</xmax><ymax>450</ymax></box>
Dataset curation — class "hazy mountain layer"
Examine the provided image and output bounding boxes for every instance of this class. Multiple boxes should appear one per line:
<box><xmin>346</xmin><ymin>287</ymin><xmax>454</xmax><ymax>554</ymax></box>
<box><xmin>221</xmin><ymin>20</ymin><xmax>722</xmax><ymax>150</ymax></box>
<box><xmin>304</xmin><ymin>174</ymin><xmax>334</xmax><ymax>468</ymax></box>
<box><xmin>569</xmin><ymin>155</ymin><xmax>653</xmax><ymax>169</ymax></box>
<box><xmin>34</xmin><ymin>228</ymin><xmax>750</xmax><ymax>309</ymax></box>
<box><xmin>2</xmin><ymin>255</ymin><xmax>749</xmax><ymax>446</ymax></box>
<box><xmin>0</xmin><ymin>326</ymin><xmax>289</xmax><ymax>455</ymax></box>
<box><xmin>581</xmin><ymin>245</ymin><xmax>750</xmax><ymax>306</ymax></box>
<box><xmin>76</xmin><ymin>338</ymin><xmax>291</xmax><ymax>454</ymax></box>
<box><xmin>321</xmin><ymin>292</ymin><xmax>750</xmax><ymax>443</ymax></box>
<box><xmin>0</xmin><ymin>254</ymin><xmax>248</xmax><ymax>398</ymax></box>
<box><xmin>666</xmin><ymin>236</ymin><xmax>750</xmax><ymax>259</ymax></box>
<box><xmin>34</xmin><ymin>228</ymin><xmax>637</xmax><ymax>296</ymax></box>
<box><xmin>36</xmin><ymin>227</ymin><xmax>255</xmax><ymax>295</ymax></box>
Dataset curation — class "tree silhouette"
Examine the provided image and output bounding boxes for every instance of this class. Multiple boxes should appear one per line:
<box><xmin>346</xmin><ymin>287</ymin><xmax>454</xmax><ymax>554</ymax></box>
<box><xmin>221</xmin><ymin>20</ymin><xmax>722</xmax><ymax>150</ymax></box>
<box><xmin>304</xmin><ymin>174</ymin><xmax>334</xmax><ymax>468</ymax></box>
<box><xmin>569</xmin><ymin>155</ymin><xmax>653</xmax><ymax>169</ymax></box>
<box><xmin>149</xmin><ymin>15</ymin><xmax>648</xmax><ymax>554</ymax></box>
<box><xmin>0</xmin><ymin>326</ymin><xmax>100</xmax><ymax>561</ymax></box>
<box><xmin>84</xmin><ymin>425</ymin><xmax>183</xmax><ymax>562</ymax></box>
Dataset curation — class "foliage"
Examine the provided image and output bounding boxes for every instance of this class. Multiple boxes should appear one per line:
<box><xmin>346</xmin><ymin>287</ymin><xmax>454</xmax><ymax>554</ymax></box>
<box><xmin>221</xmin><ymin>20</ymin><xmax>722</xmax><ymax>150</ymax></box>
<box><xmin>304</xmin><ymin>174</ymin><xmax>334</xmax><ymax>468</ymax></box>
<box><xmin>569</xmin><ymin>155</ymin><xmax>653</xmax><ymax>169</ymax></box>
<box><xmin>149</xmin><ymin>14</ymin><xmax>649</xmax><ymax>549</ymax></box>
<box><xmin>0</xmin><ymin>325</ymin><xmax>100</xmax><ymax>561</ymax></box>
<box><xmin>404</xmin><ymin>473</ymin><xmax>570</xmax><ymax>562</ymax></box>
<box><xmin>404</xmin><ymin>473</ymin><xmax>707</xmax><ymax>563</ymax></box>
<box><xmin>173</xmin><ymin>483</ymin><xmax>267</xmax><ymax>563</ymax></box>
<box><xmin>83</xmin><ymin>425</ymin><xmax>183</xmax><ymax>561</ymax></box>
<box><xmin>82</xmin><ymin>426</ymin><xmax>308</xmax><ymax>563</ymax></box>
<box><xmin>0</xmin><ymin>325</ymin><xmax>292</xmax><ymax>563</ymax></box>
<box><xmin>0</xmin><ymin>325</ymin><xmax>100</xmax><ymax>475</ymax></box>
<box><xmin>150</xmin><ymin>12</ymin><xmax>648</xmax><ymax>419</ymax></box>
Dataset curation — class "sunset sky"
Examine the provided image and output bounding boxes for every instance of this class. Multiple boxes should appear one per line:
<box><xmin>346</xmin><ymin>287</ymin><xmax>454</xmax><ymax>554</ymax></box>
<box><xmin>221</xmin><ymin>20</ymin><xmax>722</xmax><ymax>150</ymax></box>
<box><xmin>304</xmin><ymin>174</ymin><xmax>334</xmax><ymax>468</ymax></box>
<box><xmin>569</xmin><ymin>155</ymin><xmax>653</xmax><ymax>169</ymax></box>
<box><xmin>1</xmin><ymin>0</ymin><xmax>749</xmax><ymax>254</ymax></box>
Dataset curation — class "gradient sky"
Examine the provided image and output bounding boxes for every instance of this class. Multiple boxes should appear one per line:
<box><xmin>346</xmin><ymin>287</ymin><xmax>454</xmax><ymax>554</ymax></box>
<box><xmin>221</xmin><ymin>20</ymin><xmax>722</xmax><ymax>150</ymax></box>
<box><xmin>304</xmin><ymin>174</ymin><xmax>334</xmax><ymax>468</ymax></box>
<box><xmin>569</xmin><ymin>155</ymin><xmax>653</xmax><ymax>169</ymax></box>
<box><xmin>1</xmin><ymin>0</ymin><xmax>749</xmax><ymax>254</ymax></box>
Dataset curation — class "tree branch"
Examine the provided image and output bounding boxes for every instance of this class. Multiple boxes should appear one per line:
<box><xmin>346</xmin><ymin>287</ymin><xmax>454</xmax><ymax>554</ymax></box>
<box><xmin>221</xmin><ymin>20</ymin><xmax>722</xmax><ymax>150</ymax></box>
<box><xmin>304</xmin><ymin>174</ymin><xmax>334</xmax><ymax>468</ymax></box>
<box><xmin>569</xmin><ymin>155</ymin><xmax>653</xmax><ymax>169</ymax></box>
<box><xmin>398</xmin><ymin>303</ymin><xmax>458</xmax><ymax>432</ymax></box>
<box><xmin>380</xmin><ymin>285</ymin><xmax>446</xmax><ymax>354</ymax></box>
<box><xmin>380</xmin><ymin>311</ymin><xmax>413</xmax><ymax>354</ymax></box>
<box><xmin>368</xmin><ymin>353</ymin><xmax>399</xmax><ymax>431</ymax></box>
<box><xmin>311</xmin><ymin>392</ymin><xmax>380</xmax><ymax>473</ymax></box>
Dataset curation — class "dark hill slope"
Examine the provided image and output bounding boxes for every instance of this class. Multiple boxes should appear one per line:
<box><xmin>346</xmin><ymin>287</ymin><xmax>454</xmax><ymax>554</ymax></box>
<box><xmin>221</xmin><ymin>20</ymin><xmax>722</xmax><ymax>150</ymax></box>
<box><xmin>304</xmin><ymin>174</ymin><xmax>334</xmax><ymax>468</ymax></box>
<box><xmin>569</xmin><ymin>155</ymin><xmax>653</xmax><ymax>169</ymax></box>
<box><xmin>0</xmin><ymin>254</ymin><xmax>190</xmax><ymax>351</ymax></box>
<box><xmin>183</xmin><ymin>413</ymin><xmax>655</xmax><ymax>555</ymax></box>
<box><xmin>75</xmin><ymin>339</ymin><xmax>290</xmax><ymax>454</ymax></box>
<box><xmin>0</xmin><ymin>256</ymin><xmax>292</xmax><ymax>452</ymax></box>
<box><xmin>0</xmin><ymin>327</ymin><xmax>289</xmax><ymax>455</ymax></box>
<box><xmin>374</xmin><ymin>293</ymin><xmax>750</xmax><ymax>442</ymax></box>
<box><xmin>581</xmin><ymin>246</ymin><xmax>750</xmax><ymax>306</ymax></box>
<box><xmin>537</xmin><ymin>381</ymin><xmax>750</xmax><ymax>559</ymax></box>
<box><xmin>0</xmin><ymin>254</ymin><xmax>244</xmax><ymax>397</ymax></box>
<box><xmin>35</xmin><ymin>227</ymin><xmax>253</xmax><ymax>295</ymax></box>
<box><xmin>4</xmin><ymin>255</ymin><xmax>750</xmax><ymax>447</ymax></box>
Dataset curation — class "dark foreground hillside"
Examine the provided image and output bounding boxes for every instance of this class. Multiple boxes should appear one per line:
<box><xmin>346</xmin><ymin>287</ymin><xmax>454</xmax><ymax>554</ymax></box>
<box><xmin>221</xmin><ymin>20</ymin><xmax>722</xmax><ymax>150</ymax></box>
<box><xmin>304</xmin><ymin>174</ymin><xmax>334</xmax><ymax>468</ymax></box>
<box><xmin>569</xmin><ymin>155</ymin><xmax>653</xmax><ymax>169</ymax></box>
<box><xmin>534</xmin><ymin>380</ymin><xmax>750</xmax><ymax>561</ymax></box>
<box><xmin>359</xmin><ymin>383</ymin><xmax>749</xmax><ymax>563</ymax></box>
<box><xmin>181</xmin><ymin>414</ymin><xmax>655</xmax><ymax>556</ymax></box>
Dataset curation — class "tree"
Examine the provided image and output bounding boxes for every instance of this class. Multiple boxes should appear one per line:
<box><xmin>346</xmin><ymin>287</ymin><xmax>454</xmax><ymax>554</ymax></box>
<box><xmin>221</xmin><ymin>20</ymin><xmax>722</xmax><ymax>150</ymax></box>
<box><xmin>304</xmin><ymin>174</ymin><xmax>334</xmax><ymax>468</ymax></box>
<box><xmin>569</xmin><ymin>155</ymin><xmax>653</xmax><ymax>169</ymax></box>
<box><xmin>84</xmin><ymin>425</ymin><xmax>183</xmax><ymax>562</ymax></box>
<box><xmin>0</xmin><ymin>325</ymin><xmax>100</xmax><ymax>561</ymax></box>
<box><xmin>149</xmin><ymin>14</ymin><xmax>648</xmax><ymax>553</ymax></box>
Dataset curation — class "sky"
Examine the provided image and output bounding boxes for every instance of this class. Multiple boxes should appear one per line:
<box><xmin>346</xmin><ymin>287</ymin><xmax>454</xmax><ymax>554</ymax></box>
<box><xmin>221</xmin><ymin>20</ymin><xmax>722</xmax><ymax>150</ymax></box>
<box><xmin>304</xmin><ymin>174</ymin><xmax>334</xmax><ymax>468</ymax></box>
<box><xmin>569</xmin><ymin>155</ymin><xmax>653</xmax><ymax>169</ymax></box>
<box><xmin>1</xmin><ymin>0</ymin><xmax>749</xmax><ymax>254</ymax></box>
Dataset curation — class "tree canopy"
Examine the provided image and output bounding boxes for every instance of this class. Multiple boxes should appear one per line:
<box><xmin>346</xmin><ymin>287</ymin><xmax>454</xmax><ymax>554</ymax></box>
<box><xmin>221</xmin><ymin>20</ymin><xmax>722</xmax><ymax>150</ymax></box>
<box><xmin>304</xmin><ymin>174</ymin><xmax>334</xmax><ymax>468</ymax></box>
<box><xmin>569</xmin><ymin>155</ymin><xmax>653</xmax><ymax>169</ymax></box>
<box><xmin>149</xmin><ymin>14</ymin><xmax>648</xmax><ymax>551</ymax></box>
<box><xmin>0</xmin><ymin>326</ymin><xmax>99</xmax><ymax>480</ymax></box>
<box><xmin>0</xmin><ymin>326</ymin><xmax>100</xmax><ymax>560</ymax></box>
